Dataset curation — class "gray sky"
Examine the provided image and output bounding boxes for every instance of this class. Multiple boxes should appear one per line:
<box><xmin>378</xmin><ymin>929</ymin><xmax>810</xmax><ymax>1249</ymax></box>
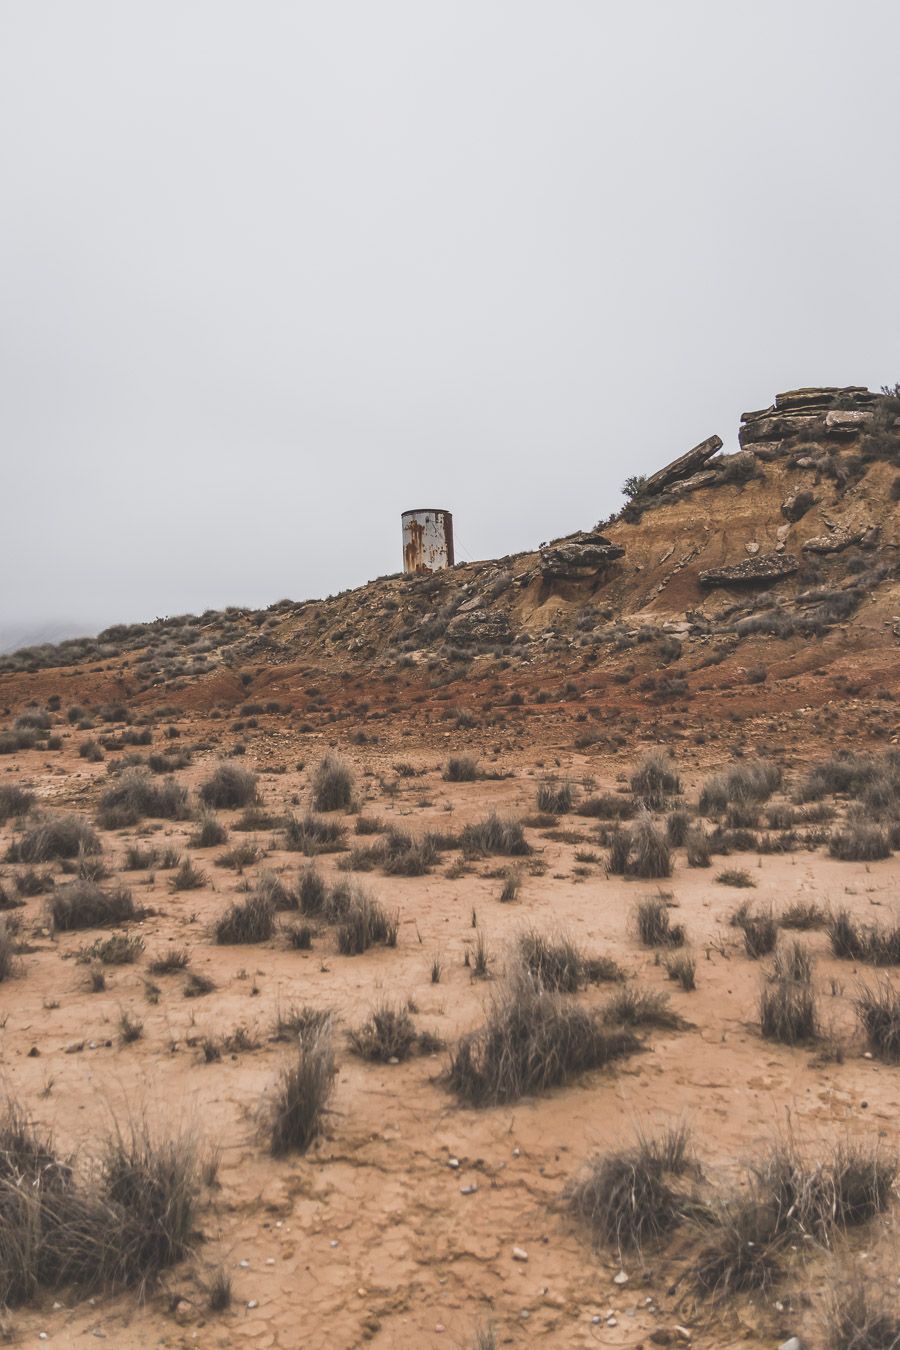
<box><xmin>2</xmin><ymin>1</ymin><xmax>899</xmax><ymax>639</ymax></box>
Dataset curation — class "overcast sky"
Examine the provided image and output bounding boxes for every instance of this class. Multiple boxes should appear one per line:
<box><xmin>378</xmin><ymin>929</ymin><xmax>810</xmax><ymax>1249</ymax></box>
<box><xmin>2</xmin><ymin>1</ymin><xmax>899</xmax><ymax>641</ymax></box>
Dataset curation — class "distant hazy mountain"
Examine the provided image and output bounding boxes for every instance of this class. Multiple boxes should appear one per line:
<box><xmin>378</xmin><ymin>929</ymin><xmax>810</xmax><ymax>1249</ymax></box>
<box><xmin>0</xmin><ymin>621</ymin><xmax>97</xmax><ymax>657</ymax></box>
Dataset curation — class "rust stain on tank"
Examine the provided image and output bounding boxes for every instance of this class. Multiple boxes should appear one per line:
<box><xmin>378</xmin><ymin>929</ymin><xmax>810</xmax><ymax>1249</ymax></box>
<box><xmin>401</xmin><ymin>509</ymin><xmax>454</xmax><ymax>574</ymax></box>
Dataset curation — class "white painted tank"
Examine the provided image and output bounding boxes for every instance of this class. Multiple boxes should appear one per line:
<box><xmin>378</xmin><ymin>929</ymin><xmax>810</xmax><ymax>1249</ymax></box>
<box><xmin>401</xmin><ymin>509</ymin><xmax>455</xmax><ymax>574</ymax></box>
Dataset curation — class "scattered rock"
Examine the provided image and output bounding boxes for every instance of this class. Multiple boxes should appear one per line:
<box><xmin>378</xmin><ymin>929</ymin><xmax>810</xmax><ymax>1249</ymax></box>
<box><xmin>512</xmin><ymin>1246</ymin><xmax>528</xmax><ymax>1262</ymax></box>
<box><xmin>698</xmin><ymin>553</ymin><xmax>800</xmax><ymax>588</ymax></box>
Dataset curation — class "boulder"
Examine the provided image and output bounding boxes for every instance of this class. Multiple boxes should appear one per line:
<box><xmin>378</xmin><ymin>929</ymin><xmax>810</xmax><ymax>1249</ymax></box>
<box><xmin>641</xmin><ymin>435</ymin><xmax>723</xmax><ymax>498</ymax></box>
<box><xmin>699</xmin><ymin>554</ymin><xmax>800</xmax><ymax>588</ymax></box>
<box><xmin>781</xmin><ymin>490</ymin><xmax>816</xmax><ymax>523</ymax></box>
<box><xmin>801</xmin><ymin>527</ymin><xmax>875</xmax><ymax>554</ymax></box>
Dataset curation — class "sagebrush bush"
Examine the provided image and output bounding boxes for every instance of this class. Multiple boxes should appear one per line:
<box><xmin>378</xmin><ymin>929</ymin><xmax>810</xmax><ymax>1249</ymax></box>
<box><xmin>699</xmin><ymin>760</ymin><xmax>781</xmax><ymax>815</ymax></box>
<box><xmin>760</xmin><ymin>978</ymin><xmax>818</xmax><ymax>1043</ymax></box>
<box><xmin>48</xmin><ymin>882</ymin><xmax>137</xmax><ymax>931</ymax></box>
<box><xmin>8</xmin><ymin>816</ymin><xmax>100</xmax><ymax>863</ymax></box>
<box><xmin>311</xmin><ymin>753</ymin><xmax>354</xmax><ymax>812</ymax></box>
<box><xmin>460</xmin><ymin>814</ymin><xmax>531</xmax><ymax>858</ymax></box>
<box><xmin>635</xmin><ymin>897</ymin><xmax>684</xmax><ymax>948</ymax></box>
<box><xmin>567</xmin><ymin>1127</ymin><xmax>693</xmax><ymax>1251</ymax></box>
<box><xmin>445</xmin><ymin>975</ymin><xmax>640</xmax><ymax>1106</ymax></box>
<box><xmin>214</xmin><ymin>895</ymin><xmax>274</xmax><ymax>944</ymax></box>
<box><xmin>856</xmin><ymin>980</ymin><xmax>900</xmax><ymax>1061</ymax></box>
<box><xmin>443</xmin><ymin>756</ymin><xmax>480</xmax><ymax>783</ymax></box>
<box><xmin>199</xmin><ymin>763</ymin><xmax>259</xmax><ymax>810</ymax></box>
<box><xmin>283</xmin><ymin>814</ymin><xmax>347</xmax><ymax>855</ymax></box>
<box><xmin>190</xmin><ymin>814</ymin><xmax>228</xmax><ymax>848</ymax></box>
<box><xmin>630</xmin><ymin>752</ymin><xmax>680</xmax><ymax>810</ymax></box>
<box><xmin>97</xmin><ymin>771</ymin><xmax>189</xmax><ymax>828</ymax></box>
<box><xmin>609</xmin><ymin>813</ymin><xmax>672</xmax><ymax>879</ymax></box>
<box><xmin>347</xmin><ymin>1003</ymin><xmax>418</xmax><ymax>1061</ymax></box>
<box><xmin>269</xmin><ymin>1026</ymin><xmax>335</xmax><ymax>1155</ymax></box>
<box><xmin>0</xmin><ymin>786</ymin><xmax>33</xmax><ymax>823</ymax></box>
<box><xmin>536</xmin><ymin>779</ymin><xmax>574</xmax><ymax>814</ymax></box>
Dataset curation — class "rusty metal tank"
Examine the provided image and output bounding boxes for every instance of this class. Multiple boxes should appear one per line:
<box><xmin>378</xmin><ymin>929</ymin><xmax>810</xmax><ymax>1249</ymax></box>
<box><xmin>401</xmin><ymin>509</ymin><xmax>455</xmax><ymax>574</ymax></box>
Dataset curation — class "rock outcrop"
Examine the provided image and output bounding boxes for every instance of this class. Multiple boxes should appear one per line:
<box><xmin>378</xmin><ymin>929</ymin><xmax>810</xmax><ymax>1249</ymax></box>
<box><xmin>739</xmin><ymin>387</ymin><xmax>875</xmax><ymax>451</ymax></box>
<box><xmin>641</xmin><ymin>435</ymin><xmax>723</xmax><ymax>498</ymax></box>
<box><xmin>699</xmin><ymin>553</ymin><xmax>800</xmax><ymax>588</ymax></box>
<box><xmin>540</xmin><ymin>533</ymin><xmax>624</xmax><ymax>582</ymax></box>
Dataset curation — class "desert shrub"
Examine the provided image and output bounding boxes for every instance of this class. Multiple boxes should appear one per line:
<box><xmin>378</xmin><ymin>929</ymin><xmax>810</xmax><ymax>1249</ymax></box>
<box><xmin>517</xmin><ymin>929</ymin><xmax>587</xmax><ymax>992</ymax></box>
<box><xmin>603</xmin><ymin>985</ymin><xmax>685</xmax><ymax>1029</ymax></box>
<box><xmin>190</xmin><ymin>814</ymin><xmax>228</xmax><ymax>848</ymax></box>
<box><xmin>692</xmin><ymin>1194</ymin><xmax>783</xmax><ymax>1298</ymax></box>
<box><xmin>78</xmin><ymin>934</ymin><xmax>144</xmax><ymax>965</ymax></box>
<box><xmin>0</xmin><ymin>786</ymin><xmax>33</xmax><ymax>824</ymax></box>
<box><xmin>311</xmin><ymin>753</ymin><xmax>354</xmax><ymax>812</ymax></box>
<box><xmin>771</xmin><ymin>940</ymin><xmax>813</xmax><ymax>985</ymax></box>
<box><xmin>579</xmin><ymin>795</ymin><xmax>636</xmax><ymax>821</ymax></box>
<box><xmin>77</xmin><ymin>738</ymin><xmax>103</xmax><ymax>761</ymax></box>
<box><xmin>567</xmin><ymin>1127</ymin><xmax>693</xmax><ymax>1251</ymax></box>
<box><xmin>829</xmin><ymin>823</ymin><xmax>892</xmax><ymax>862</ymax></box>
<box><xmin>0</xmin><ymin>1104</ymin><xmax>200</xmax><ymax>1303</ymax></box>
<box><xmin>757</xmin><ymin>1142</ymin><xmax>895</xmax><ymax>1242</ymax></box>
<box><xmin>685</xmin><ymin>828</ymin><xmax>712</xmax><ymax>868</ymax></box>
<box><xmin>0</xmin><ymin>730</ymin><xmax>38</xmax><ymax>754</ymax></box>
<box><xmin>610</xmin><ymin>814</ymin><xmax>672</xmax><ymax>879</ymax></box>
<box><xmin>779</xmin><ymin>900</ymin><xmax>827</xmax><ymax>930</ymax></box>
<box><xmin>635</xmin><ymin>897</ymin><xmax>684</xmax><ymax>947</ymax></box>
<box><xmin>824</xmin><ymin>1280</ymin><xmax>900</xmax><ymax>1349</ymax></box>
<box><xmin>97</xmin><ymin>771</ymin><xmax>189</xmax><ymax>829</ymax></box>
<box><xmin>8</xmin><ymin>815</ymin><xmax>100</xmax><ymax>862</ymax></box>
<box><xmin>254</xmin><ymin>872</ymin><xmax>295</xmax><ymax>912</ymax></box>
<box><xmin>379</xmin><ymin>830</ymin><xmax>440</xmax><ymax>877</ymax></box>
<box><xmin>445</xmin><ymin>975</ymin><xmax>640</xmax><ymax>1106</ymax></box>
<box><xmin>296</xmin><ymin>865</ymin><xmax>328</xmax><ymax>917</ymax></box>
<box><xmin>168</xmin><ymin>859</ymin><xmax>206</xmax><ymax>891</ymax></box>
<box><xmin>269</xmin><ymin>1025</ymin><xmax>335</xmax><ymax>1154</ymax></box>
<box><xmin>333</xmin><ymin>889</ymin><xmax>398</xmax><ymax>955</ymax></box>
<box><xmin>14</xmin><ymin>869</ymin><xmax>54</xmax><ymax>897</ymax></box>
<box><xmin>536</xmin><ymin>779</ymin><xmax>574</xmax><ymax>814</ymax></box>
<box><xmin>443</xmin><ymin>756</ymin><xmax>480</xmax><ymax>783</ymax></box>
<box><xmin>122</xmin><ymin>845</ymin><xmax>158</xmax><ymax>871</ymax></box>
<box><xmin>355</xmin><ymin>815</ymin><xmax>385</xmax><ymax>835</ymax></box>
<box><xmin>630</xmin><ymin>752</ymin><xmax>680</xmax><ymax>810</ymax></box>
<box><xmin>499</xmin><ymin>867</ymin><xmax>521</xmax><ymax>902</ymax></box>
<box><xmin>0</xmin><ymin>923</ymin><xmax>16</xmax><ymax>982</ymax></box>
<box><xmin>716</xmin><ymin>868</ymin><xmax>755</xmax><ymax>888</ymax></box>
<box><xmin>283</xmin><ymin>813</ymin><xmax>347</xmax><ymax>855</ymax></box>
<box><xmin>797</xmin><ymin>752</ymin><xmax>890</xmax><ymax>803</ymax></box>
<box><xmin>49</xmin><ymin>882</ymin><xmax>137</xmax><ymax>931</ymax></box>
<box><xmin>760</xmin><ymin>978</ymin><xmax>818</xmax><ymax>1043</ymax></box>
<box><xmin>827</xmin><ymin>911</ymin><xmax>900</xmax><ymax>965</ymax></box>
<box><xmin>347</xmin><ymin>1004</ymin><xmax>418</xmax><ymax>1061</ymax></box>
<box><xmin>198</xmin><ymin>763</ymin><xmax>259</xmax><ymax>810</ymax></box>
<box><xmin>214</xmin><ymin>895</ymin><xmax>274</xmax><ymax>944</ymax></box>
<box><xmin>738</xmin><ymin>910</ymin><xmax>778</xmax><ymax>958</ymax></box>
<box><xmin>699</xmin><ymin>760</ymin><xmax>781</xmax><ymax>815</ymax></box>
<box><xmin>664</xmin><ymin>952</ymin><xmax>696</xmax><ymax>991</ymax></box>
<box><xmin>101</xmin><ymin>1121</ymin><xmax>200</xmax><ymax>1287</ymax></box>
<box><xmin>856</xmin><ymin>980</ymin><xmax>900</xmax><ymax>1061</ymax></box>
<box><xmin>216</xmin><ymin>841</ymin><xmax>264</xmax><ymax>871</ymax></box>
<box><xmin>147</xmin><ymin>947</ymin><xmax>190</xmax><ymax>974</ymax></box>
<box><xmin>460</xmin><ymin>814</ymin><xmax>531</xmax><ymax>858</ymax></box>
<box><xmin>666</xmin><ymin>808</ymin><xmax>691</xmax><ymax>847</ymax></box>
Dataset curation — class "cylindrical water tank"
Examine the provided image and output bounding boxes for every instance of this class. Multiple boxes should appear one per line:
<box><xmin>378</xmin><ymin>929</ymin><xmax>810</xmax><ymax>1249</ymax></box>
<box><xmin>401</xmin><ymin>508</ymin><xmax>455</xmax><ymax>574</ymax></box>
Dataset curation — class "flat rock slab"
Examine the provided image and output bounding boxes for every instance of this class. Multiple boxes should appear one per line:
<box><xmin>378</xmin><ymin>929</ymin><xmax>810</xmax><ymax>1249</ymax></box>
<box><xmin>642</xmin><ymin>435</ymin><xmax>723</xmax><ymax>498</ymax></box>
<box><xmin>699</xmin><ymin>553</ymin><xmax>800</xmax><ymax>587</ymax></box>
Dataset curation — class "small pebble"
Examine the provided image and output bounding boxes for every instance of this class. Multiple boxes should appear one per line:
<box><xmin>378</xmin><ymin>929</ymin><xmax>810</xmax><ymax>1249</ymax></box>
<box><xmin>435</xmin><ymin>1325</ymin><xmax>445</xmax><ymax>1334</ymax></box>
<box><xmin>247</xmin><ymin>1300</ymin><xmax>258</xmax><ymax>1310</ymax></box>
<box><xmin>448</xmin><ymin>1158</ymin><xmax>460</xmax><ymax>1168</ymax></box>
<box><xmin>239</xmin><ymin>1259</ymin><xmax>250</xmax><ymax>1268</ymax></box>
<box><xmin>329</xmin><ymin>1240</ymin><xmax>339</xmax><ymax>1248</ymax></box>
<box><xmin>613</xmin><ymin>1270</ymin><xmax>629</xmax><ymax>1285</ymax></box>
<box><xmin>461</xmin><ymin>1184</ymin><xmax>477</xmax><ymax>1195</ymax></box>
<box><xmin>512</xmin><ymin>1246</ymin><xmax>528</xmax><ymax>1262</ymax></box>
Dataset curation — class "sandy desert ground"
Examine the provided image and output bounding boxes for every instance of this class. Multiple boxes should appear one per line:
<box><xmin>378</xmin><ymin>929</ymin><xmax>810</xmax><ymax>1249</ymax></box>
<box><xmin>0</xmin><ymin>690</ymin><xmax>898</xmax><ymax>1350</ymax></box>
